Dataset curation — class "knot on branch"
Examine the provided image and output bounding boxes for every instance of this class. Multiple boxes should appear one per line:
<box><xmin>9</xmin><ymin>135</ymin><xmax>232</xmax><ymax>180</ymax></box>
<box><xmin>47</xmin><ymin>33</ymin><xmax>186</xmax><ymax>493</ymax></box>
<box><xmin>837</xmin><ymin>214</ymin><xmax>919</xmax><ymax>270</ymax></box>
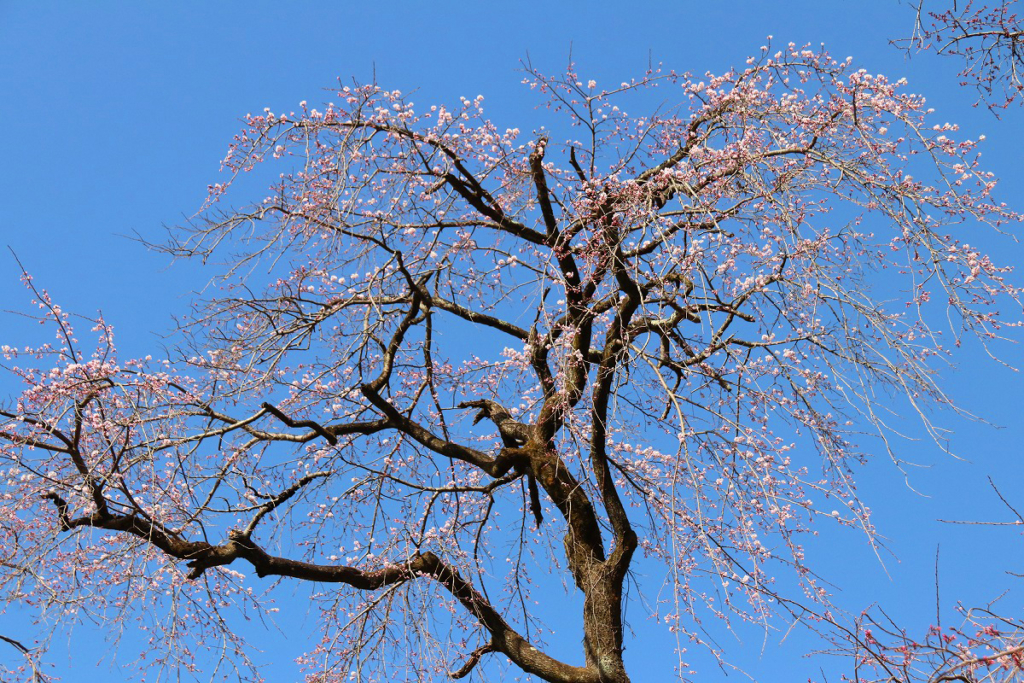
<box><xmin>458</xmin><ymin>399</ymin><xmax>532</xmax><ymax>446</ymax></box>
<box><xmin>460</xmin><ymin>402</ymin><xmax>545</xmax><ymax>528</ymax></box>
<box><xmin>185</xmin><ymin>535</ymin><xmax>250</xmax><ymax>580</ymax></box>
<box><xmin>41</xmin><ymin>491</ymin><xmax>72</xmax><ymax>530</ymax></box>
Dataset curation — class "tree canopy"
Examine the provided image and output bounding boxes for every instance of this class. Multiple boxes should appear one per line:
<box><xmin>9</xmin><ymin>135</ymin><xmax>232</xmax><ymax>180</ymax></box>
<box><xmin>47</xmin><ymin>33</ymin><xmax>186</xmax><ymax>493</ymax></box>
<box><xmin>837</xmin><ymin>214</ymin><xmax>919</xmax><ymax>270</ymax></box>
<box><xmin>2</xmin><ymin>16</ymin><xmax>1024</xmax><ymax>683</ymax></box>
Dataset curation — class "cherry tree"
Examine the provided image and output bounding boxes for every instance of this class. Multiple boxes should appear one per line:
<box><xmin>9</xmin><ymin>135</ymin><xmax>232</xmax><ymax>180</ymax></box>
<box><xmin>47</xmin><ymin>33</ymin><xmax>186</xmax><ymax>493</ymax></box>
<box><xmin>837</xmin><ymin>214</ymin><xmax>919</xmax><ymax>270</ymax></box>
<box><xmin>1</xmin><ymin>43</ymin><xmax>1021</xmax><ymax>682</ymax></box>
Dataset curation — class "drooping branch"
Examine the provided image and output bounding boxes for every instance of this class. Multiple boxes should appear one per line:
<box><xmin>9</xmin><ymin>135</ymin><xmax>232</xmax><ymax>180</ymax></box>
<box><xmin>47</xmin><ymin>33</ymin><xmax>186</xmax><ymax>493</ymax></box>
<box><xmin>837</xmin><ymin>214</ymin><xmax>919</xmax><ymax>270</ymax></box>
<box><xmin>449</xmin><ymin>643</ymin><xmax>494</xmax><ymax>679</ymax></box>
<box><xmin>39</xmin><ymin>492</ymin><xmax>598</xmax><ymax>683</ymax></box>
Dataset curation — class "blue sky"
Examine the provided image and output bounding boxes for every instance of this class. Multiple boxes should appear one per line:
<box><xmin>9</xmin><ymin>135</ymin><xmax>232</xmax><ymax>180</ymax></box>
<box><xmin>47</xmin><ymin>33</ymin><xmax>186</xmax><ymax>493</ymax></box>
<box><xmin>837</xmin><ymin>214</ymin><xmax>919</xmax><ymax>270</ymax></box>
<box><xmin>2</xmin><ymin>2</ymin><xmax>1023</xmax><ymax>682</ymax></box>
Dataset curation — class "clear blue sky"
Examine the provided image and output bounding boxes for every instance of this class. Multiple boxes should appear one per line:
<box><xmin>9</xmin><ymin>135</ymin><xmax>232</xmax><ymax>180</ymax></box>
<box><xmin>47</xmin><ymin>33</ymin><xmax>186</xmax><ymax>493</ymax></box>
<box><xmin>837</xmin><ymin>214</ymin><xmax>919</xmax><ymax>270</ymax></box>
<box><xmin>1</xmin><ymin>2</ymin><xmax>1023</xmax><ymax>682</ymax></box>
